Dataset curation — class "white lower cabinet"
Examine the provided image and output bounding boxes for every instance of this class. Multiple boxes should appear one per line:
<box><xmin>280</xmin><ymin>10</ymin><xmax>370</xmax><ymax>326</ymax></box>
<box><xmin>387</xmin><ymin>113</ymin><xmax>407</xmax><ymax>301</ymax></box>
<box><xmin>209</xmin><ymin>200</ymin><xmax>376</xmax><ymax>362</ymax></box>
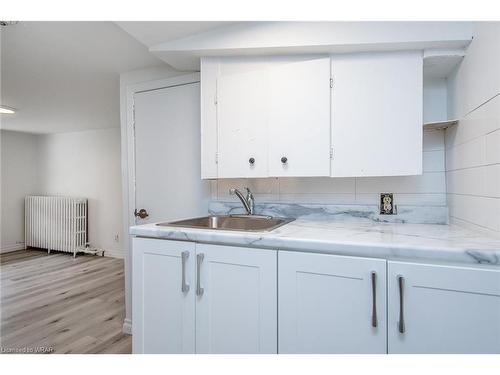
<box><xmin>132</xmin><ymin>238</ymin><xmax>196</xmax><ymax>354</ymax></box>
<box><xmin>132</xmin><ymin>238</ymin><xmax>277</xmax><ymax>354</ymax></box>
<box><xmin>133</xmin><ymin>238</ymin><xmax>500</xmax><ymax>354</ymax></box>
<box><xmin>278</xmin><ymin>251</ymin><xmax>387</xmax><ymax>353</ymax></box>
<box><xmin>388</xmin><ymin>261</ymin><xmax>500</xmax><ymax>354</ymax></box>
<box><xmin>195</xmin><ymin>244</ymin><xmax>277</xmax><ymax>353</ymax></box>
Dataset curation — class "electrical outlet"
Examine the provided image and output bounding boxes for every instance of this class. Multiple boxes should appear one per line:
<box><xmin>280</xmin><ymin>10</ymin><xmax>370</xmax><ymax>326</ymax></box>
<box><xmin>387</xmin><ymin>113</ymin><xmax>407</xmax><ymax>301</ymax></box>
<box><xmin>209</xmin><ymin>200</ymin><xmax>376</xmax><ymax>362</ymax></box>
<box><xmin>114</xmin><ymin>234</ymin><xmax>119</xmax><ymax>242</ymax></box>
<box><xmin>380</xmin><ymin>193</ymin><xmax>396</xmax><ymax>215</ymax></box>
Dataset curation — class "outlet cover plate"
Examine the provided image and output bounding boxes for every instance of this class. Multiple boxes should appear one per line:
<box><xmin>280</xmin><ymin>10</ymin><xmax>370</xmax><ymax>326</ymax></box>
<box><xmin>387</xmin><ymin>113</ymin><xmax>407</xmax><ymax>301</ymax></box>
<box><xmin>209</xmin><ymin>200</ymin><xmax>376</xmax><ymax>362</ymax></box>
<box><xmin>380</xmin><ymin>193</ymin><xmax>396</xmax><ymax>215</ymax></box>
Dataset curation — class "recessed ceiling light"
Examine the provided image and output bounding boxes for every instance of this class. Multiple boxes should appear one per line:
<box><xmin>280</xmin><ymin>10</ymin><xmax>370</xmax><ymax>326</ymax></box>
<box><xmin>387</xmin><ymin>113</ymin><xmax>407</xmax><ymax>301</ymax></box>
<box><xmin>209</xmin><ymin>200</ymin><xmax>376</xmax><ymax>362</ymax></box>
<box><xmin>0</xmin><ymin>106</ymin><xmax>16</xmax><ymax>114</ymax></box>
<box><xmin>0</xmin><ymin>21</ymin><xmax>19</xmax><ymax>27</ymax></box>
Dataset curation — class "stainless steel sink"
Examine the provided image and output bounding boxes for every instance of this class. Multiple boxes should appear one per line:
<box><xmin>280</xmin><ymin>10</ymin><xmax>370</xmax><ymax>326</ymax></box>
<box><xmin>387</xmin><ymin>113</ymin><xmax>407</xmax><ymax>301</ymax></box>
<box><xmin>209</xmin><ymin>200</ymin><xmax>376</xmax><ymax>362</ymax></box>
<box><xmin>157</xmin><ymin>215</ymin><xmax>294</xmax><ymax>232</ymax></box>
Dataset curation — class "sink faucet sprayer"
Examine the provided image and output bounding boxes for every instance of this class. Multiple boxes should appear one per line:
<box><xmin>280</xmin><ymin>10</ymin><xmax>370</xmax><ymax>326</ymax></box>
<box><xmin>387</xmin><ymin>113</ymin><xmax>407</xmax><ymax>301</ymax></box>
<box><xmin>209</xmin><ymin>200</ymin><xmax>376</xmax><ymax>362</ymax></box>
<box><xmin>229</xmin><ymin>187</ymin><xmax>254</xmax><ymax>215</ymax></box>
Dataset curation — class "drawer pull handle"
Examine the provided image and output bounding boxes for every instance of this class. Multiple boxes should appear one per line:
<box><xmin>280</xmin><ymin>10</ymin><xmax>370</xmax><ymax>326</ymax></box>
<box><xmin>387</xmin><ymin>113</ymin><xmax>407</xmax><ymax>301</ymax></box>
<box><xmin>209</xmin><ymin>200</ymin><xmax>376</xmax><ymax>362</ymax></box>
<box><xmin>398</xmin><ymin>275</ymin><xmax>405</xmax><ymax>334</ymax></box>
<box><xmin>181</xmin><ymin>251</ymin><xmax>190</xmax><ymax>293</ymax></box>
<box><xmin>196</xmin><ymin>253</ymin><xmax>204</xmax><ymax>296</ymax></box>
<box><xmin>371</xmin><ymin>271</ymin><xmax>377</xmax><ymax>328</ymax></box>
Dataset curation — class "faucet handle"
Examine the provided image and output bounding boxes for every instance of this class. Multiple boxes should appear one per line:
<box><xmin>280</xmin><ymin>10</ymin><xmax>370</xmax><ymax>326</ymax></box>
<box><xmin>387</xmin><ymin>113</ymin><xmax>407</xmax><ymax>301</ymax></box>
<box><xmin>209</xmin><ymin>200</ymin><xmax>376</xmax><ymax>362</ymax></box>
<box><xmin>245</xmin><ymin>187</ymin><xmax>253</xmax><ymax>198</ymax></box>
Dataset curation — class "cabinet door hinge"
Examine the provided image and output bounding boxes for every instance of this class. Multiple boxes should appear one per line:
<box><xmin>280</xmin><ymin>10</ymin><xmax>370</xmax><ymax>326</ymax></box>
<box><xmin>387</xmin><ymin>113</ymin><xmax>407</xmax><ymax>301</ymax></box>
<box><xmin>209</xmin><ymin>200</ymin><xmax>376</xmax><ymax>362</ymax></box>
<box><xmin>330</xmin><ymin>147</ymin><xmax>334</xmax><ymax>159</ymax></box>
<box><xmin>330</xmin><ymin>78</ymin><xmax>333</xmax><ymax>88</ymax></box>
<box><xmin>215</xmin><ymin>152</ymin><xmax>218</xmax><ymax>164</ymax></box>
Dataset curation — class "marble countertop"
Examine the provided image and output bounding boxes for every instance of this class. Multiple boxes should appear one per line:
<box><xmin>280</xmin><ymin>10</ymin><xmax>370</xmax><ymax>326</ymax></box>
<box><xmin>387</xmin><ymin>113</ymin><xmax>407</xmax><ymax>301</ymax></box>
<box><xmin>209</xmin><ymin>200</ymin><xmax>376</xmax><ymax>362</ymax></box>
<box><xmin>130</xmin><ymin>218</ymin><xmax>500</xmax><ymax>266</ymax></box>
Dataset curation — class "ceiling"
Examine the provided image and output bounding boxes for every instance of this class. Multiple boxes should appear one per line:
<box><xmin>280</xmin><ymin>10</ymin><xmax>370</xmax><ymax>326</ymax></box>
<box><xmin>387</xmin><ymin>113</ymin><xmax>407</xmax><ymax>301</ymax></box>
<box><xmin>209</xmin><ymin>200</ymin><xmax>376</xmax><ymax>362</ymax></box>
<box><xmin>0</xmin><ymin>21</ymin><xmax>169</xmax><ymax>134</ymax></box>
<box><xmin>115</xmin><ymin>21</ymin><xmax>234</xmax><ymax>47</ymax></box>
<box><xmin>120</xmin><ymin>21</ymin><xmax>473</xmax><ymax>71</ymax></box>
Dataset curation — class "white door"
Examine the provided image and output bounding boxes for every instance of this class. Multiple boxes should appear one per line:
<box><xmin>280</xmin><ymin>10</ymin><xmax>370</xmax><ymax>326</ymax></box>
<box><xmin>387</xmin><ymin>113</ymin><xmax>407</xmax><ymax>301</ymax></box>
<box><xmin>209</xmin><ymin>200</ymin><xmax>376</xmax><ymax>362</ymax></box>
<box><xmin>278</xmin><ymin>251</ymin><xmax>387</xmax><ymax>353</ymax></box>
<box><xmin>331</xmin><ymin>51</ymin><xmax>423</xmax><ymax>177</ymax></box>
<box><xmin>217</xmin><ymin>68</ymin><xmax>268</xmax><ymax>178</ymax></box>
<box><xmin>388</xmin><ymin>261</ymin><xmax>500</xmax><ymax>354</ymax></box>
<box><xmin>268</xmin><ymin>57</ymin><xmax>331</xmax><ymax>177</ymax></box>
<box><xmin>134</xmin><ymin>82</ymin><xmax>209</xmax><ymax>224</ymax></box>
<box><xmin>132</xmin><ymin>238</ymin><xmax>195</xmax><ymax>353</ymax></box>
<box><xmin>195</xmin><ymin>244</ymin><xmax>277</xmax><ymax>353</ymax></box>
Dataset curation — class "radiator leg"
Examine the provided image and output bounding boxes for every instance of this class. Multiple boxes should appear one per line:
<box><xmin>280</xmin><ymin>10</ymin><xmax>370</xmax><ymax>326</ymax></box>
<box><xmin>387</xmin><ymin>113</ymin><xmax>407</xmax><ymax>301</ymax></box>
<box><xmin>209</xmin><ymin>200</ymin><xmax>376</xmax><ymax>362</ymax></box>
<box><xmin>73</xmin><ymin>250</ymin><xmax>77</xmax><ymax>259</ymax></box>
<box><xmin>48</xmin><ymin>248</ymin><xmax>51</xmax><ymax>255</ymax></box>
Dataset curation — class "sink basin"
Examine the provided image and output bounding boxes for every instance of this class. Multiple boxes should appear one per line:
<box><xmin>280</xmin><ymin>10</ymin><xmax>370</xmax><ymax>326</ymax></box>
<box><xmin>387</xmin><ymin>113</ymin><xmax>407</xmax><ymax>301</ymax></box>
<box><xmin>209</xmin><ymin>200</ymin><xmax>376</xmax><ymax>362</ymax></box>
<box><xmin>157</xmin><ymin>215</ymin><xmax>294</xmax><ymax>232</ymax></box>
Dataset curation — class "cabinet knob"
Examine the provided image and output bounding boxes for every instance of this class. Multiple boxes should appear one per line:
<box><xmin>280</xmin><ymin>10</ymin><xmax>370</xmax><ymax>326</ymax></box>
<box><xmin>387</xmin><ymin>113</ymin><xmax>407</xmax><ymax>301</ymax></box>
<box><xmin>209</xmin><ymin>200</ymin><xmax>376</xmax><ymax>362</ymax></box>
<box><xmin>281</xmin><ymin>156</ymin><xmax>288</xmax><ymax>164</ymax></box>
<box><xmin>249</xmin><ymin>157</ymin><xmax>255</xmax><ymax>165</ymax></box>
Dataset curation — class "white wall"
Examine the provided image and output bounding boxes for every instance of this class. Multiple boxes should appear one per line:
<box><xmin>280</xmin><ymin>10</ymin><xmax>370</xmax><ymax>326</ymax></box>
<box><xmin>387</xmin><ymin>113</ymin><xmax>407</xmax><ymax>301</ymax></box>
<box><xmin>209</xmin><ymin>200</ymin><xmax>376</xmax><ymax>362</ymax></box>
<box><xmin>423</xmin><ymin>77</ymin><xmax>448</xmax><ymax>123</ymax></box>
<box><xmin>37</xmin><ymin>128</ymin><xmax>124</xmax><ymax>257</ymax></box>
<box><xmin>1</xmin><ymin>128</ymin><xmax>123</xmax><ymax>256</ymax></box>
<box><xmin>446</xmin><ymin>22</ymin><xmax>500</xmax><ymax>234</ymax></box>
<box><xmin>212</xmin><ymin>129</ymin><xmax>446</xmax><ymax>208</ymax></box>
<box><xmin>0</xmin><ymin>130</ymin><xmax>40</xmax><ymax>252</ymax></box>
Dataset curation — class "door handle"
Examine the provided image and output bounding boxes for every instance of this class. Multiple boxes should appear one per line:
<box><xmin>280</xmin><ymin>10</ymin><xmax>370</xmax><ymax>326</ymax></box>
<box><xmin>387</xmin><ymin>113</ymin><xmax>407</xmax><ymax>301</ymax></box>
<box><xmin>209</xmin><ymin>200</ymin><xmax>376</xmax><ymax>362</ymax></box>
<box><xmin>196</xmin><ymin>253</ymin><xmax>204</xmax><ymax>296</ymax></box>
<box><xmin>134</xmin><ymin>208</ymin><xmax>149</xmax><ymax>219</ymax></box>
<box><xmin>181</xmin><ymin>251</ymin><xmax>190</xmax><ymax>293</ymax></box>
<box><xmin>398</xmin><ymin>275</ymin><xmax>405</xmax><ymax>334</ymax></box>
<box><xmin>371</xmin><ymin>271</ymin><xmax>377</xmax><ymax>328</ymax></box>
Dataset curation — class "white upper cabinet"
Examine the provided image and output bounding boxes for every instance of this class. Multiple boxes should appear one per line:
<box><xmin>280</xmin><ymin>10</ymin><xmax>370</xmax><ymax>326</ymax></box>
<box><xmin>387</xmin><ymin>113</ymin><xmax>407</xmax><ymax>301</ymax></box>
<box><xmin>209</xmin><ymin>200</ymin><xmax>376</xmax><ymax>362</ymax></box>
<box><xmin>217</xmin><ymin>66</ymin><xmax>269</xmax><ymax>178</ymax></box>
<box><xmin>267</xmin><ymin>57</ymin><xmax>331</xmax><ymax>177</ymax></box>
<box><xmin>331</xmin><ymin>51</ymin><xmax>423</xmax><ymax>177</ymax></box>
<box><xmin>200</xmin><ymin>52</ymin><xmax>423</xmax><ymax>179</ymax></box>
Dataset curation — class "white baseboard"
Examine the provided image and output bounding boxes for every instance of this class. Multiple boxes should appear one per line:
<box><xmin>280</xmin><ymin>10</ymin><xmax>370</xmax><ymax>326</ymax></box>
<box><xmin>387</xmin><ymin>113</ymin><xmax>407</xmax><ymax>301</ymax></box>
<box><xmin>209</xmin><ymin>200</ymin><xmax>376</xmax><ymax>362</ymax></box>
<box><xmin>0</xmin><ymin>243</ymin><xmax>26</xmax><ymax>253</ymax></box>
<box><xmin>123</xmin><ymin>318</ymin><xmax>132</xmax><ymax>335</ymax></box>
<box><xmin>0</xmin><ymin>243</ymin><xmax>124</xmax><ymax>258</ymax></box>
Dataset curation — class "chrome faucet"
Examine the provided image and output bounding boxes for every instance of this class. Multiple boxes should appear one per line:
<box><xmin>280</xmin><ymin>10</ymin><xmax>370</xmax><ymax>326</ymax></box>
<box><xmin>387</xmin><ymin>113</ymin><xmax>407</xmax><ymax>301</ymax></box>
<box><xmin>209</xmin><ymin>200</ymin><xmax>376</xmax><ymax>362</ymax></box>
<box><xmin>229</xmin><ymin>187</ymin><xmax>254</xmax><ymax>215</ymax></box>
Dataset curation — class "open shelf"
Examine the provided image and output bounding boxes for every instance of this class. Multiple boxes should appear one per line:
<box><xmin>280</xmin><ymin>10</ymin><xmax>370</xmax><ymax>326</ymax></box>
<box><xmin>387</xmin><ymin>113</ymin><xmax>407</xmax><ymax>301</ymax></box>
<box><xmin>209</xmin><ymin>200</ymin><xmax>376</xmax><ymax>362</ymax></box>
<box><xmin>423</xmin><ymin>119</ymin><xmax>458</xmax><ymax>131</ymax></box>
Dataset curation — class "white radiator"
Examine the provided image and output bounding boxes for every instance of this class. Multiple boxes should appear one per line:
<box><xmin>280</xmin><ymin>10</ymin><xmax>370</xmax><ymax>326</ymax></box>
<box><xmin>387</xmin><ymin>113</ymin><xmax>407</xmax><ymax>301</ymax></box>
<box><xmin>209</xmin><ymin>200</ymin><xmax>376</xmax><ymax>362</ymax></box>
<box><xmin>25</xmin><ymin>196</ymin><xmax>88</xmax><ymax>256</ymax></box>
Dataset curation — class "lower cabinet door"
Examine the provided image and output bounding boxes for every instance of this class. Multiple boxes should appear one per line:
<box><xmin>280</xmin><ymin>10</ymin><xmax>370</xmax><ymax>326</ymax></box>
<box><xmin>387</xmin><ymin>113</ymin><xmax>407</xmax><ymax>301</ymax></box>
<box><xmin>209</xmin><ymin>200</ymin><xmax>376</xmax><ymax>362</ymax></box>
<box><xmin>278</xmin><ymin>251</ymin><xmax>387</xmax><ymax>353</ymax></box>
<box><xmin>132</xmin><ymin>238</ymin><xmax>195</xmax><ymax>354</ymax></box>
<box><xmin>388</xmin><ymin>261</ymin><xmax>500</xmax><ymax>354</ymax></box>
<box><xmin>195</xmin><ymin>244</ymin><xmax>277</xmax><ymax>353</ymax></box>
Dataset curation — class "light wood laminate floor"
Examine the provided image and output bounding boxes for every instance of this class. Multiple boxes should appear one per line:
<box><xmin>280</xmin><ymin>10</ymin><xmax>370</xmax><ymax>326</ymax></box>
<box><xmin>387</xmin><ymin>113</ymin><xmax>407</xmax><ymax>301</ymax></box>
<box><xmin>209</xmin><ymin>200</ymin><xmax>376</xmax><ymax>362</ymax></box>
<box><xmin>0</xmin><ymin>249</ymin><xmax>131</xmax><ymax>354</ymax></box>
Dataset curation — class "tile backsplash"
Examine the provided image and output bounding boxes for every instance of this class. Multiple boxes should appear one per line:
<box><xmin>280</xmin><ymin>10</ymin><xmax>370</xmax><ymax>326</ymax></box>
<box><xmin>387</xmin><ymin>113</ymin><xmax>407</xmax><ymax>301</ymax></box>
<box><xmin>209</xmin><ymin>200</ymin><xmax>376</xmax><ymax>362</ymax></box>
<box><xmin>209</xmin><ymin>201</ymin><xmax>449</xmax><ymax>225</ymax></box>
<box><xmin>445</xmin><ymin>94</ymin><xmax>500</xmax><ymax>233</ymax></box>
<box><xmin>210</xmin><ymin>129</ymin><xmax>446</xmax><ymax>208</ymax></box>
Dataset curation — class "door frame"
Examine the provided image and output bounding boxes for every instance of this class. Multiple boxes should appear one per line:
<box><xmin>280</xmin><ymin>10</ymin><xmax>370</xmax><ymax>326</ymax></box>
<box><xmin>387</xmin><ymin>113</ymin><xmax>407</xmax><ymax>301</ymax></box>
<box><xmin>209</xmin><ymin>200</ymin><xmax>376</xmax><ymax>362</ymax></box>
<box><xmin>120</xmin><ymin>72</ymin><xmax>200</xmax><ymax>334</ymax></box>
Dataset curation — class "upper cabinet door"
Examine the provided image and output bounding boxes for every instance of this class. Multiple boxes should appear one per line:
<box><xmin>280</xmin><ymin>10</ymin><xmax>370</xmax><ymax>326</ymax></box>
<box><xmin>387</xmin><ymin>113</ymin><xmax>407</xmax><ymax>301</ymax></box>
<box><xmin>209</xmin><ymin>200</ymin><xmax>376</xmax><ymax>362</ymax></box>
<box><xmin>268</xmin><ymin>57</ymin><xmax>331</xmax><ymax>177</ymax></box>
<box><xmin>388</xmin><ymin>261</ymin><xmax>500</xmax><ymax>354</ymax></box>
<box><xmin>331</xmin><ymin>51</ymin><xmax>423</xmax><ymax>177</ymax></box>
<box><xmin>217</xmin><ymin>67</ymin><xmax>269</xmax><ymax>178</ymax></box>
